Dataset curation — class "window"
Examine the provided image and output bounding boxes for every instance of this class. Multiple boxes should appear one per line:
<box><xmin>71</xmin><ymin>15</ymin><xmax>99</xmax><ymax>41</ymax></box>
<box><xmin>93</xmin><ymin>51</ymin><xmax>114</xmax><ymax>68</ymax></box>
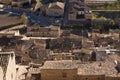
<box><xmin>97</xmin><ymin>77</ymin><xmax>100</xmax><ymax>80</ymax></box>
<box><xmin>85</xmin><ymin>78</ymin><xmax>88</xmax><ymax>80</ymax></box>
<box><xmin>11</xmin><ymin>53</ymin><xmax>14</xmax><ymax>60</ymax></box>
<box><xmin>62</xmin><ymin>72</ymin><xmax>67</xmax><ymax>78</ymax></box>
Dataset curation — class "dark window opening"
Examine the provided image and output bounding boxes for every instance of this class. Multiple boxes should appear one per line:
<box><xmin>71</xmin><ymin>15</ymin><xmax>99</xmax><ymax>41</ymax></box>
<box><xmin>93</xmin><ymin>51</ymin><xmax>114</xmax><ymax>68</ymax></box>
<box><xmin>85</xmin><ymin>78</ymin><xmax>88</xmax><ymax>80</ymax></box>
<box><xmin>97</xmin><ymin>78</ymin><xmax>100</xmax><ymax>80</ymax></box>
<box><xmin>11</xmin><ymin>53</ymin><xmax>14</xmax><ymax>59</ymax></box>
<box><xmin>62</xmin><ymin>72</ymin><xmax>67</xmax><ymax>78</ymax></box>
<box><xmin>31</xmin><ymin>74</ymin><xmax>41</xmax><ymax>80</ymax></box>
<box><xmin>25</xmin><ymin>51</ymin><xmax>28</xmax><ymax>54</ymax></box>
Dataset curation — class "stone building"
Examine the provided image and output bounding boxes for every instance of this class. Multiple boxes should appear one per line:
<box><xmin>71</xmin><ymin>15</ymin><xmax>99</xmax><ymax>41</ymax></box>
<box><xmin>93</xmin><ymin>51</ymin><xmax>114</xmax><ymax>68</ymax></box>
<box><xmin>16</xmin><ymin>65</ymin><xmax>29</xmax><ymax>80</ymax></box>
<box><xmin>46</xmin><ymin>2</ymin><xmax>65</xmax><ymax>17</ymax></box>
<box><xmin>77</xmin><ymin>55</ymin><xmax>120</xmax><ymax>80</ymax></box>
<box><xmin>85</xmin><ymin>0</ymin><xmax>117</xmax><ymax>5</ymax></box>
<box><xmin>27</xmin><ymin>63</ymin><xmax>41</xmax><ymax>80</ymax></box>
<box><xmin>49</xmin><ymin>37</ymin><xmax>82</xmax><ymax>52</ymax></box>
<box><xmin>0</xmin><ymin>0</ymin><xmax>11</xmax><ymax>4</ymax></box>
<box><xmin>68</xmin><ymin>0</ymin><xmax>92</xmax><ymax>20</ymax></box>
<box><xmin>41</xmin><ymin>56</ymin><xmax>120</xmax><ymax>80</ymax></box>
<box><xmin>0</xmin><ymin>51</ymin><xmax>16</xmax><ymax>80</ymax></box>
<box><xmin>27</xmin><ymin>25</ymin><xmax>60</xmax><ymax>37</ymax></box>
<box><xmin>41</xmin><ymin>60</ymin><xmax>78</xmax><ymax>80</ymax></box>
<box><xmin>48</xmin><ymin>52</ymin><xmax>75</xmax><ymax>60</ymax></box>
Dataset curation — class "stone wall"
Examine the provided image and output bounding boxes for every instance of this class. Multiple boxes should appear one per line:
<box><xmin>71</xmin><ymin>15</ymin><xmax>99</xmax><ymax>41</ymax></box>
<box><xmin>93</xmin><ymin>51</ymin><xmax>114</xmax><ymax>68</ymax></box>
<box><xmin>105</xmin><ymin>76</ymin><xmax>120</xmax><ymax>80</ymax></box>
<box><xmin>0</xmin><ymin>0</ymin><xmax>11</xmax><ymax>3</ymax></box>
<box><xmin>78</xmin><ymin>75</ymin><xmax>105</xmax><ymax>80</ymax></box>
<box><xmin>27</xmin><ymin>26</ymin><xmax>59</xmax><ymax>37</ymax></box>
<box><xmin>41</xmin><ymin>69</ymin><xmax>77</xmax><ymax>80</ymax></box>
<box><xmin>78</xmin><ymin>75</ymin><xmax>120</xmax><ymax>80</ymax></box>
<box><xmin>41</xmin><ymin>69</ymin><xmax>120</xmax><ymax>80</ymax></box>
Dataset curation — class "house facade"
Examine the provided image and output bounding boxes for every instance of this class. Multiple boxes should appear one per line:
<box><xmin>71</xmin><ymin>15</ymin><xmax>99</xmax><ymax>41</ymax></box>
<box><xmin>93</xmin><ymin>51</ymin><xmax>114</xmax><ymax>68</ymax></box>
<box><xmin>41</xmin><ymin>60</ymin><xmax>120</xmax><ymax>80</ymax></box>
<box><xmin>46</xmin><ymin>2</ymin><xmax>65</xmax><ymax>17</ymax></box>
<box><xmin>0</xmin><ymin>51</ymin><xmax>16</xmax><ymax>80</ymax></box>
<box><xmin>41</xmin><ymin>60</ymin><xmax>78</xmax><ymax>80</ymax></box>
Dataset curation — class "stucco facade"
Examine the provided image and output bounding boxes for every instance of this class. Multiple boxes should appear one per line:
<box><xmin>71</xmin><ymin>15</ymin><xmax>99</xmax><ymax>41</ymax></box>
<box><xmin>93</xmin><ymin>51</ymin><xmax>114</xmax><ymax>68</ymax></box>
<box><xmin>0</xmin><ymin>67</ymin><xmax>3</xmax><ymax>80</ymax></box>
<box><xmin>6</xmin><ymin>53</ymin><xmax>16</xmax><ymax>80</ymax></box>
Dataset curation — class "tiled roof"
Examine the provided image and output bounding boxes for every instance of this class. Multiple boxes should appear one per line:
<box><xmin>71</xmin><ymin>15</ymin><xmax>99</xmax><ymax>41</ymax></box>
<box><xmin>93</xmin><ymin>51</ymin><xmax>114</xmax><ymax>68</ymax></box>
<box><xmin>42</xmin><ymin>60</ymin><xmax>78</xmax><ymax>69</ymax></box>
<box><xmin>48</xmin><ymin>2</ymin><xmax>64</xmax><ymax>9</ymax></box>
<box><xmin>0</xmin><ymin>13</ymin><xmax>21</xmax><ymax>27</ymax></box>
<box><xmin>78</xmin><ymin>54</ymin><xmax>120</xmax><ymax>77</ymax></box>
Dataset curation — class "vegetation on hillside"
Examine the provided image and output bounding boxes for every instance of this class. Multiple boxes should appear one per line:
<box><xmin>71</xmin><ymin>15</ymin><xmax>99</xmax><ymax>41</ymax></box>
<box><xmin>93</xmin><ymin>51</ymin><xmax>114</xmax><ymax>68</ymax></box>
<box><xmin>90</xmin><ymin>0</ymin><xmax>120</xmax><ymax>10</ymax></box>
<box><xmin>92</xmin><ymin>14</ymin><xmax>109</xmax><ymax>21</ymax></box>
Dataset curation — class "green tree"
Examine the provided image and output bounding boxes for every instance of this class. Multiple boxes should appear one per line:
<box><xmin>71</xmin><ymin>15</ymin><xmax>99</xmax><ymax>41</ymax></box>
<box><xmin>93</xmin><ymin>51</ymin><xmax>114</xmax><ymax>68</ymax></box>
<box><xmin>109</xmin><ymin>20</ymin><xmax>115</xmax><ymax>28</ymax></box>
<box><xmin>21</xmin><ymin>13</ymin><xmax>28</xmax><ymax>25</ymax></box>
<box><xmin>104</xmin><ymin>2</ymin><xmax>109</xmax><ymax>9</ymax></box>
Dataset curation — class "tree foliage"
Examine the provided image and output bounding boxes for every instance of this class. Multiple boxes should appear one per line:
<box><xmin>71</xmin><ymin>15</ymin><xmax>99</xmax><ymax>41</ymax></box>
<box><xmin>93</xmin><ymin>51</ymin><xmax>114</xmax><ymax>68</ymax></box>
<box><xmin>92</xmin><ymin>2</ymin><xmax>120</xmax><ymax>10</ymax></box>
<box><xmin>21</xmin><ymin>13</ymin><xmax>28</xmax><ymax>25</ymax></box>
<box><xmin>109</xmin><ymin>19</ymin><xmax>115</xmax><ymax>27</ymax></box>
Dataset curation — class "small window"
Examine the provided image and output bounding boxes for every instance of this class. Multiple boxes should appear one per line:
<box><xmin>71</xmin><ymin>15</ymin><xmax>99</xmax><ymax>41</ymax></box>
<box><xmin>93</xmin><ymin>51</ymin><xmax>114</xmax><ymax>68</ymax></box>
<box><xmin>25</xmin><ymin>51</ymin><xmax>28</xmax><ymax>54</ymax></box>
<box><xmin>11</xmin><ymin>53</ymin><xmax>14</xmax><ymax>59</ymax></box>
<box><xmin>97</xmin><ymin>77</ymin><xmax>100</xmax><ymax>80</ymax></box>
<box><xmin>62</xmin><ymin>72</ymin><xmax>67</xmax><ymax>78</ymax></box>
<box><xmin>85</xmin><ymin>78</ymin><xmax>88</xmax><ymax>80</ymax></box>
